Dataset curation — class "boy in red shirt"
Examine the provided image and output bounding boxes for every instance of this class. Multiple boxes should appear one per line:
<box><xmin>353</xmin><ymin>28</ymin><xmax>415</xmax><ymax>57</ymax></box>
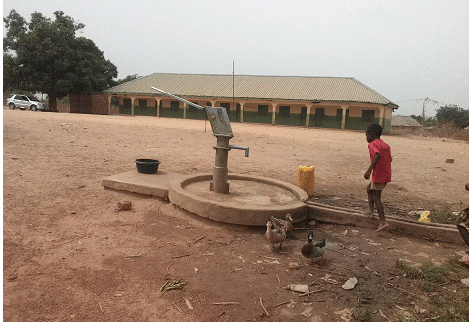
<box><xmin>364</xmin><ymin>124</ymin><xmax>392</xmax><ymax>232</ymax></box>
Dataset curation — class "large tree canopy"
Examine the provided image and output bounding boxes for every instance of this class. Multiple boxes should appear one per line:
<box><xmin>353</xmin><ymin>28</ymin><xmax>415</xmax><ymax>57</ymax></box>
<box><xmin>436</xmin><ymin>105</ymin><xmax>469</xmax><ymax>128</ymax></box>
<box><xmin>3</xmin><ymin>10</ymin><xmax>118</xmax><ymax>111</ymax></box>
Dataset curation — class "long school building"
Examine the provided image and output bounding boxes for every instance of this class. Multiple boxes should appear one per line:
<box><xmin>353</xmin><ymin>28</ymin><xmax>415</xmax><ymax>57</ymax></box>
<box><xmin>98</xmin><ymin>73</ymin><xmax>398</xmax><ymax>133</ymax></box>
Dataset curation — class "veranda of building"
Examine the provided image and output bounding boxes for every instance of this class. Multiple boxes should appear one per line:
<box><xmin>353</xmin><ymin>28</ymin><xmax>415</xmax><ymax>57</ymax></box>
<box><xmin>77</xmin><ymin>73</ymin><xmax>398</xmax><ymax>133</ymax></box>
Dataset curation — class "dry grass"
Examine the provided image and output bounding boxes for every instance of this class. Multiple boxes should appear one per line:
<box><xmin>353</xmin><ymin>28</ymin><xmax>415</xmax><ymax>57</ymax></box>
<box><xmin>430</xmin><ymin>204</ymin><xmax>462</xmax><ymax>224</ymax></box>
<box><xmin>427</xmin><ymin>123</ymin><xmax>469</xmax><ymax>141</ymax></box>
<box><xmin>396</xmin><ymin>258</ymin><xmax>469</xmax><ymax>322</ymax></box>
<box><xmin>351</xmin><ymin>307</ymin><xmax>373</xmax><ymax>322</ymax></box>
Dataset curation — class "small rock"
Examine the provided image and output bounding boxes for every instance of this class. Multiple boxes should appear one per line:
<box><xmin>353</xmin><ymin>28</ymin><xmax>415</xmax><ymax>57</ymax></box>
<box><xmin>289</xmin><ymin>262</ymin><xmax>300</xmax><ymax>270</ymax></box>
<box><xmin>118</xmin><ymin>201</ymin><xmax>132</xmax><ymax>211</ymax></box>
<box><xmin>414</xmin><ymin>305</ymin><xmax>426</xmax><ymax>314</ymax></box>
<box><xmin>342</xmin><ymin>277</ymin><xmax>358</xmax><ymax>290</ymax></box>
<box><xmin>301</xmin><ymin>307</ymin><xmax>313</xmax><ymax>317</ymax></box>
<box><xmin>286</xmin><ymin>284</ymin><xmax>309</xmax><ymax>293</ymax></box>
<box><xmin>334</xmin><ymin>308</ymin><xmax>352</xmax><ymax>321</ymax></box>
<box><xmin>7</xmin><ymin>274</ymin><xmax>18</xmax><ymax>281</ymax></box>
<box><xmin>461</xmin><ymin>278</ymin><xmax>469</xmax><ymax>287</ymax></box>
<box><xmin>184</xmin><ymin>297</ymin><xmax>193</xmax><ymax>310</ymax></box>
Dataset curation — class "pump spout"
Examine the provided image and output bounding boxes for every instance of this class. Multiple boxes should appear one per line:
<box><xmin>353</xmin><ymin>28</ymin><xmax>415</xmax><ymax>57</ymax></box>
<box><xmin>229</xmin><ymin>145</ymin><xmax>249</xmax><ymax>157</ymax></box>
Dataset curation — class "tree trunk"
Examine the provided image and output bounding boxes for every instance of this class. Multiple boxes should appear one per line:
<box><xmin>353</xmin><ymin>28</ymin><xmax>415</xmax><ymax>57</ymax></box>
<box><xmin>48</xmin><ymin>93</ymin><xmax>58</xmax><ymax>112</ymax></box>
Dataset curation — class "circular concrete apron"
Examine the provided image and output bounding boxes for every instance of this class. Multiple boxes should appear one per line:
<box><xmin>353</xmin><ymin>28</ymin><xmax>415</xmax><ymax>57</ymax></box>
<box><xmin>169</xmin><ymin>173</ymin><xmax>309</xmax><ymax>226</ymax></box>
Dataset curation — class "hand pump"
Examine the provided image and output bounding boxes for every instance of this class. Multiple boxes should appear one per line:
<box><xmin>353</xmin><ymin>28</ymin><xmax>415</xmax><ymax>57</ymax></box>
<box><xmin>151</xmin><ymin>87</ymin><xmax>249</xmax><ymax>193</ymax></box>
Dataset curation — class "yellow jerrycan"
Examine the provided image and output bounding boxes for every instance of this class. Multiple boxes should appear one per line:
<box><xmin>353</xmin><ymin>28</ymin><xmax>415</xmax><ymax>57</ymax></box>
<box><xmin>297</xmin><ymin>165</ymin><xmax>315</xmax><ymax>197</ymax></box>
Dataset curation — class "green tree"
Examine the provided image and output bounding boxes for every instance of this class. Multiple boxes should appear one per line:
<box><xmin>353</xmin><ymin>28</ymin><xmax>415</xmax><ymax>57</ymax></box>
<box><xmin>436</xmin><ymin>105</ymin><xmax>469</xmax><ymax>128</ymax></box>
<box><xmin>111</xmin><ymin>74</ymin><xmax>141</xmax><ymax>86</ymax></box>
<box><xmin>410</xmin><ymin>114</ymin><xmax>422</xmax><ymax>124</ymax></box>
<box><xmin>3</xmin><ymin>10</ymin><xmax>117</xmax><ymax>111</ymax></box>
<box><xmin>411</xmin><ymin>114</ymin><xmax>437</xmax><ymax>127</ymax></box>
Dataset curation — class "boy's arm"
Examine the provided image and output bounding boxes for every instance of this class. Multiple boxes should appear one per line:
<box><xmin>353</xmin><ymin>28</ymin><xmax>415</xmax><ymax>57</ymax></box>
<box><xmin>364</xmin><ymin>153</ymin><xmax>381</xmax><ymax>179</ymax></box>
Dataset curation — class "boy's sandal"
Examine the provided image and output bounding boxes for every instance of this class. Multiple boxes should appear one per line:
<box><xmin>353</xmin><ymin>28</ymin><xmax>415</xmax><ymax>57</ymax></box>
<box><xmin>365</xmin><ymin>212</ymin><xmax>375</xmax><ymax>219</ymax></box>
<box><xmin>376</xmin><ymin>222</ymin><xmax>389</xmax><ymax>232</ymax></box>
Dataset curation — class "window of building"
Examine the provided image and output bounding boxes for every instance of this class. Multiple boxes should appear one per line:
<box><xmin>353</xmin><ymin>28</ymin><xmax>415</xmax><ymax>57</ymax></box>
<box><xmin>111</xmin><ymin>96</ymin><xmax>119</xmax><ymax>106</ymax></box>
<box><xmin>279</xmin><ymin>106</ymin><xmax>290</xmax><ymax>118</ymax></box>
<box><xmin>336</xmin><ymin>108</ymin><xmax>342</xmax><ymax>121</ymax></box>
<box><xmin>123</xmin><ymin>99</ymin><xmax>131</xmax><ymax>109</ymax></box>
<box><xmin>139</xmin><ymin>99</ymin><xmax>147</xmax><ymax>109</ymax></box>
<box><xmin>220</xmin><ymin>103</ymin><xmax>230</xmax><ymax>115</ymax></box>
<box><xmin>258</xmin><ymin>105</ymin><xmax>268</xmax><ymax>116</ymax></box>
<box><xmin>188</xmin><ymin>102</ymin><xmax>199</xmax><ymax>113</ymax></box>
<box><xmin>336</xmin><ymin>108</ymin><xmax>349</xmax><ymax>121</ymax></box>
<box><xmin>362</xmin><ymin>110</ymin><xmax>375</xmax><ymax>122</ymax></box>
<box><xmin>170</xmin><ymin>101</ymin><xmax>179</xmax><ymax>111</ymax></box>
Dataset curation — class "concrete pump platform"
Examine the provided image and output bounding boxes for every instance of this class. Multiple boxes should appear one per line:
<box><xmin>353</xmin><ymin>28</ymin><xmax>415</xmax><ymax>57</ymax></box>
<box><xmin>168</xmin><ymin>173</ymin><xmax>309</xmax><ymax>226</ymax></box>
<box><xmin>102</xmin><ymin>170</ymin><xmax>186</xmax><ymax>199</ymax></box>
<box><xmin>102</xmin><ymin>170</ymin><xmax>309</xmax><ymax>225</ymax></box>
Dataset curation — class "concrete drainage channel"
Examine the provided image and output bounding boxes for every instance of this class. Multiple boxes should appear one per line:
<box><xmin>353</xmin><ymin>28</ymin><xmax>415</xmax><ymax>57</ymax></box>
<box><xmin>102</xmin><ymin>170</ymin><xmax>463</xmax><ymax>245</ymax></box>
<box><xmin>307</xmin><ymin>201</ymin><xmax>463</xmax><ymax>245</ymax></box>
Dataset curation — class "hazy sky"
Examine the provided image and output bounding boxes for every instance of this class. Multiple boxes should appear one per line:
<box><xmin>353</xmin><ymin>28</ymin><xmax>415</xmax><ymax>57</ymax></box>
<box><xmin>3</xmin><ymin>0</ymin><xmax>469</xmax><ymax>117</ymax></box>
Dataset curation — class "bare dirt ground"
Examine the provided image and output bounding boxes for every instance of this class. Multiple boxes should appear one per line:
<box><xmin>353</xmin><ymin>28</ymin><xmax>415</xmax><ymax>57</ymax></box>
<box><xmin>3</xmin><ymin>108</ymin><xmax>469</xmax><ymax>322</ymax></box>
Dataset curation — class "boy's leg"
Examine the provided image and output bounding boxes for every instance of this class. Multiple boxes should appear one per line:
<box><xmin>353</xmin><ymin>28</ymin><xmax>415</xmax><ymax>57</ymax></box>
<box><xmin>366</xmin><ymin>183</ymin><xmax>375</xmax><ymax>218</ymax></box>
<box><xmin>373</xmin><ymin>190</ymin><xmax>385</xmax><ymax>221</ymax></box>
<box><xmin>369</xmin><ymin>183</ymin><xmax>389</xmax><ymax>232</ymax></box>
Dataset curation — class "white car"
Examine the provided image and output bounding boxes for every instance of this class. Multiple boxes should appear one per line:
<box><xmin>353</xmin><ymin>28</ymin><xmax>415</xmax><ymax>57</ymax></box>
<box><xmin>7</xmin><ymin>94</ymin><xmax>49</xmax><ymax>111</ymax></box>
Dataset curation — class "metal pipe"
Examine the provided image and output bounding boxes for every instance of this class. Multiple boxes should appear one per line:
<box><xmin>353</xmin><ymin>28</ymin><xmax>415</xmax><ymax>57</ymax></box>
<box><xmin>151</xmin><ymin>87</ymin><xmax>204</xmax><ymax>111</ymax></box>
<box><xmin>229</xmin><ymin>145</ymin><xmax>249</xmax><ymax>157</ymax></box>
<box><xmin>212</xmin><ymin>136</ymin><xmax>230</xmax><ymax>193</ymax></box>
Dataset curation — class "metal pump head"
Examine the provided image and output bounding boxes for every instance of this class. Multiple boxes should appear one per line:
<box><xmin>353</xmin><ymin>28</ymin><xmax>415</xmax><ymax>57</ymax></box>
<box><xmin>151</xmin><ymin>87</ymin><xmax>233</xmax><ymax>138</ymax></box>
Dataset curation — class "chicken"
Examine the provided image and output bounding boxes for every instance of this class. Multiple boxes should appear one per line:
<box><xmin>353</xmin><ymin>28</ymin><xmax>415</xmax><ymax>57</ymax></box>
<box><xmin>301</xmin><ymin>231</ymin><xmax>326</xmax><ymax>265</ymax></box>
<box><xmin>270</xmin><ymin>213</ymin><xmax>294</xmax><ymax>235</ymax></box>
<box><xmin>264</xmin><ymin>220</ymin><xmax>287</xmax><ymax>251</ymax></box>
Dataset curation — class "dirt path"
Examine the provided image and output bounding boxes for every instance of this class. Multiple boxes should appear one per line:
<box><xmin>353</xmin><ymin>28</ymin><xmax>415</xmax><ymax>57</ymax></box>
<box><xmin>3</xmin><ymin>108</ymin><xmax>469</xmax><ymax>321</ymax></box>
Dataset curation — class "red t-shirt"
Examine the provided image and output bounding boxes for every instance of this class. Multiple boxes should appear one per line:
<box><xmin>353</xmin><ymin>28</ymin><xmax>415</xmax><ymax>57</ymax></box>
<box><xmin>368</xmin><ymin>139</ymin><xmax>392</xmax><ymax>183</ymax></box>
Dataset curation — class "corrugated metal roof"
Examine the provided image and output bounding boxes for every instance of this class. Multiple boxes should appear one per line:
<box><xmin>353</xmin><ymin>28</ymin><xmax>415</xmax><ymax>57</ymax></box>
<box><xmin>391</xmin><ymin>115</ymin><xmax>422</xmax><ymax>127</ymax></box>
<box><xmin>103</xmin><ymin>73</ymin><xmax>397</xmax><ymax>107</ymax></box>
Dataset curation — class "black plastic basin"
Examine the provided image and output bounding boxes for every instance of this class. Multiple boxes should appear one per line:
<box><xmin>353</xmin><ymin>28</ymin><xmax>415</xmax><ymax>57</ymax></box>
<box><xmin>135</xmin><ymin>159</ymin><xmax>160</xmax><ymax>174</ymax></box>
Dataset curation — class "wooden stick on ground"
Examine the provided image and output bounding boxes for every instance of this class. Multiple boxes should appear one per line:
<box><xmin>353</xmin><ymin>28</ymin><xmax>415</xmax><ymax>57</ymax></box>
<box><xmin>259</xmin><ymin>297</ymin><xmax>269</xmax><ymax>316</ymax></box>
<box><xmin>172</xmin><ymin>302</ymin><xmax>181</xmax><ymax>311</ymax></box>
<box><xmin>173</xmin><ymin>254</ymin><xmax>190</xmax><ymax>259</ymax></box>
<box><xmin>299</xmin><ymin>288</ymin><xmax>326</xmax><ymax>297</ymax></box>
<box><xmin>272</xmin><ymin>300</ymin><xmax>292</xmax><ymax>308</ymax></box>
<box><xmin>257</xmin><ymin>254</ymin><xmax>280</xmax><ymax>260</ymax></box>
<box><xmin>193</xmin><ymin>236</ymin><xmax>205</xmax><ymax>243</ymax></box>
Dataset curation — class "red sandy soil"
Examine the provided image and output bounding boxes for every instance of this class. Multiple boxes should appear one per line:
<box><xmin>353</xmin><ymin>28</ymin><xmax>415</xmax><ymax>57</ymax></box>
<box><xmin>3</xmin><ymin>107</ymin><xmax>469</xmax><ymax>321</ymax></box>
